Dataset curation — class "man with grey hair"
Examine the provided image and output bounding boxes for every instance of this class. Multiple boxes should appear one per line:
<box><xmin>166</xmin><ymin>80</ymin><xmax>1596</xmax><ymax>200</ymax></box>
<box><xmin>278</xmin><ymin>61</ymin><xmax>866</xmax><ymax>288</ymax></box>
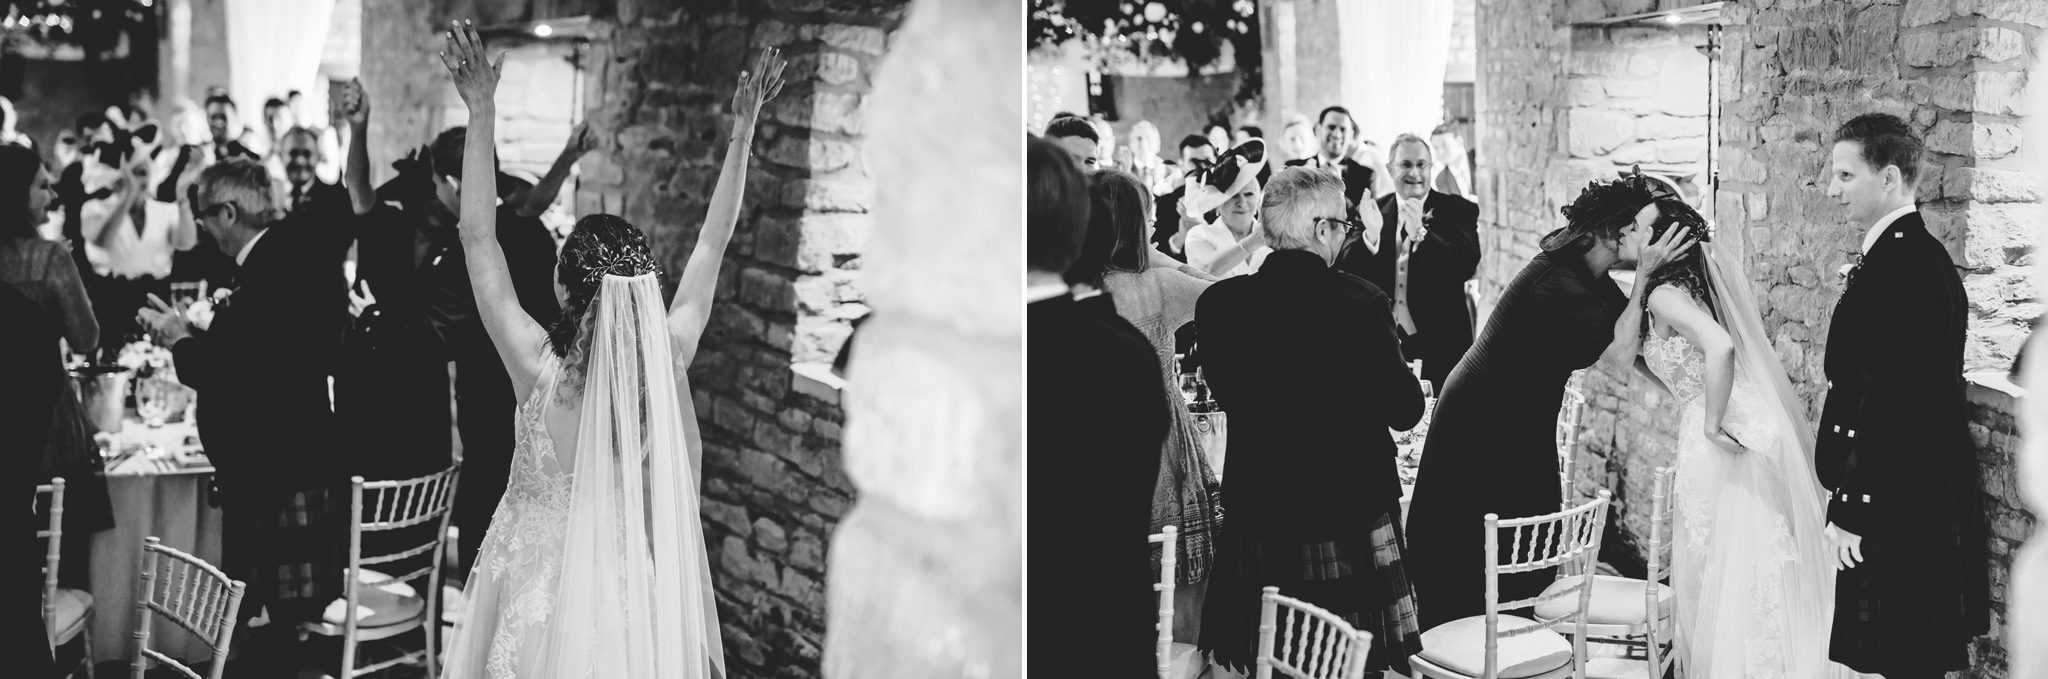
<box><xmin>1335</xmin><ymin>132</ymin><xmax>1480</xmax><ymax>390</ymax></box>
<box><xmin>1194</xmin><ymin>166</ymin><xmax>1428</xmax><ymax>675</ymax></box>
<box><xmin>136</xmin><ymin>156</ymin><xmax>351</xmax><ymax>675</ymax></box>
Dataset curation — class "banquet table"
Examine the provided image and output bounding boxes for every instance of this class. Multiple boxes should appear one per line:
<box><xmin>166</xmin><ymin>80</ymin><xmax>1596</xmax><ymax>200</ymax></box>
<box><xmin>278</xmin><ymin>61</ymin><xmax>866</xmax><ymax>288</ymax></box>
<box><xmin>86</xmin><ymin>417</ymin><xmax>225</xmax><ymax>667</ymax></box>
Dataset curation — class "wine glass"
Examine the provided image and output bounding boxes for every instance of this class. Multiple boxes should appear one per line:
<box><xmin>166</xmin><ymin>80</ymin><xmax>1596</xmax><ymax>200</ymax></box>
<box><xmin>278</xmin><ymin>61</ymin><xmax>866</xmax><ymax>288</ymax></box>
<box><xmin>136</xmin><ymin>376</ymin><xmax>171</xmax><ymax>428</ymax></box>
<box><xmin>170</xmin><ymin>281</ymin><xmax>205</xmax><ymax>309</ymax></box>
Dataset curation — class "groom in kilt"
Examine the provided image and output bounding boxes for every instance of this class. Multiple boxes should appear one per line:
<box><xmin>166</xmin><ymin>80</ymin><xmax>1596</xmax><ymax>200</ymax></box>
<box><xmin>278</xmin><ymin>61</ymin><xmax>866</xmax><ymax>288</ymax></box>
<box><xmin>139</xmin><ymin>158</ymin><xmax>352</xmax><ymax>674</ymax></box>
<box><xmin>1818</xmin><ymin>113</ymin><xmax>1989</xmax><ymax>678</ymax></box>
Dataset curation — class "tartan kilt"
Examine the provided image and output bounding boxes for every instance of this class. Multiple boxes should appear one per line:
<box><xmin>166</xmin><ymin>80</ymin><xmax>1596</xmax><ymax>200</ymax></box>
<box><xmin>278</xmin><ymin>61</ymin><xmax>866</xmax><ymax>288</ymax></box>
<box><xmin>1197</xmin><ymin>509</ymin><xmax>1423</xmax><ymax>675</ymax></box>
<box><xmin>222</xmin><ymin>482</ymin><xmax>347</xmax><ymax>622</ymax></box>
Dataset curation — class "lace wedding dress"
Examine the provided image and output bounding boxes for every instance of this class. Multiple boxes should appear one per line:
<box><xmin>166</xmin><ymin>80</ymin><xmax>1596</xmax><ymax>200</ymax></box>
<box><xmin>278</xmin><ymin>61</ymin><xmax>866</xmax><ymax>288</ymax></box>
<box><xmin>1643</xmin><ymin>267</ymin><xmax>1837</xmax><ymax>678</ymax></box>
<box><xmin>441</xmin><ymin>274</ymin><xmax>723</xmax><ymax>679</ymax></box>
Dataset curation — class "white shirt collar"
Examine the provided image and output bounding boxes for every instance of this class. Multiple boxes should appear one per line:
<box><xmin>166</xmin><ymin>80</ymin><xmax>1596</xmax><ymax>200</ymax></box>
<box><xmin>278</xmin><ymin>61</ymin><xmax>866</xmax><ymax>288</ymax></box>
<box><xmin>234</xmin><ymin>227</ymin><xmax>269</xmax><ymax>267</ymax></box>
<box><xmin>1861</xmin><ymin>204</ymin><xmax>1916</xmax><ymax>256</ymax></box>
<box><xmin>1026</xmin><ymin>279</ymin><xmax>1070</xmax><ymax>304</ymax></box>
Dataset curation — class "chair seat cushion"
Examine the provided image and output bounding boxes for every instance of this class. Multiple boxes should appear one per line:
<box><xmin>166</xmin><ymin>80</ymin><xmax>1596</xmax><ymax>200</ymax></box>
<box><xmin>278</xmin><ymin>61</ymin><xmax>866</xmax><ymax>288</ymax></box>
<box><xmin>320</xmin><ymin>569</ymin><xmax>426</xmax><ymax>628</ymax></box>
<box><xmin>1416</xmin><ymin>614</ymin><xmax>1573</xmax><ymax>679</ymax></box>
<box><xmin>1532</xmin><ymin>575</ymin><xmax>1673</xmax><ymax>625</ymax></box>
<box><xmin>49</xmin><ymin>588</ymin><xmax>92</xmax><ymax>640</ymax></box>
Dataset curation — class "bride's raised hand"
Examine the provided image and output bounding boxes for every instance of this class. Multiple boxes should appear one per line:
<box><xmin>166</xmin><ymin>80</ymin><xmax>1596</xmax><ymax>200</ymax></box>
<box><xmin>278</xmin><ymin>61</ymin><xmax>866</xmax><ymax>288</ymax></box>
<box><xmin>438</xmin><ymin>20</ymin><xmax>505</xmax><ymax>112</ymax></box>
<box><xmin>732</xmin><ymin>46</ymin><xmax>787</xmax><ymax>127</ymax></box>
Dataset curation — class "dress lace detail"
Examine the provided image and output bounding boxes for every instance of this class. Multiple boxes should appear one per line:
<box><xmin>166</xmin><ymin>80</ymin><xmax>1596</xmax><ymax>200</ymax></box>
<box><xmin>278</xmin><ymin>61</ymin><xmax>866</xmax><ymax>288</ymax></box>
<box><xmin>451</xmin><ymin>356</ymin><xmax>577</xmax><ymax>679</ymax></box>
<box><xmin>1659</xmin><ymin>333</ymin><xmax>1821</xmax><ymax>678</ymax></box>
<box><xmin>1643</xmin><ymin>332</ymin><xmax>1706</xmax><ymax>404</ymax></box>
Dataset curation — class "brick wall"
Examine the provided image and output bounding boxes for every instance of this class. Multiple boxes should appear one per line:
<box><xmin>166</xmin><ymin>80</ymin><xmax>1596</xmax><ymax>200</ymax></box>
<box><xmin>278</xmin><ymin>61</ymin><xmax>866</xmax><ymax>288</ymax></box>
<box><xmin>1481</xmin><ymin>1</ymin><xmax>2040</xmax><ymax>676</ymax></box>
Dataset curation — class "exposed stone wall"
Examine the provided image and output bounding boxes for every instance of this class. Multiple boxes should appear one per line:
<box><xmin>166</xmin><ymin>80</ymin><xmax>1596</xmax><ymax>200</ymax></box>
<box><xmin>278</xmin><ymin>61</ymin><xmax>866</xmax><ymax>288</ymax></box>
<box><xmin>1476</xmin><ymin>2</ymin><xmax>2042</xmax><ymax>676</ymax></box>
<box><xmin>574</xmin><ymin>3</ymin><xmax>905</xmax><ymax>677</ymax></box>
<box><xmin>1106</xmin><ymin>72</ymin><xmax>1242</xmax><ymax>148</ymax></box>
<box><xmin>1561</xmin><ymin>25</ymin><xmax>1711</xmax><ymax>205</ymax></box>
<box><xmin>821</xmin><ymin>1</ymin><xmax>1020</xmax><ymax>675</ymax></box>
<box><xmin>1473</xmin><ymin>0</ymin><xmax>1569</xmax><ymax>306</ymax></box>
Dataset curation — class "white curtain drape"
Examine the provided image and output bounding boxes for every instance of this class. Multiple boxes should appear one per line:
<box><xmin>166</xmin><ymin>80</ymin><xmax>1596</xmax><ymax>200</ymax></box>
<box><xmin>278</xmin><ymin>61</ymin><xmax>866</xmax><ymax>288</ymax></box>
<box><xmin>1335</xmin><ymin>0</ymin><xmax>1455</xmax><ymax>151</ymax></box>
<box><xmin>224</xmin><ymin>0</ymin><xmax>335</xmax><ymax>132</ymax></box>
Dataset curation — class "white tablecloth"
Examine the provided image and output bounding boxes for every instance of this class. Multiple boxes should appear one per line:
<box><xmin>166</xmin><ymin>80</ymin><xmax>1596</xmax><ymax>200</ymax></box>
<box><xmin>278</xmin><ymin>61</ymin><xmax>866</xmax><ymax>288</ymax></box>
<box><xmin>88</xmin><ymin>419</ymin><xmax>224</xmax><ymax>666</ymax></box>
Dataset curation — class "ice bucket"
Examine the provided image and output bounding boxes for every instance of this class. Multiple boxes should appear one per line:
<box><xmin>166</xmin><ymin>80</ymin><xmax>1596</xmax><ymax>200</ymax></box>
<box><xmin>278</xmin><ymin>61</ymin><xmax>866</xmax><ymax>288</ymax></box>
<box><xmin>70</xmin><ymin>364</ymin><xmax>132</xmax><ymax>434</ymax></box>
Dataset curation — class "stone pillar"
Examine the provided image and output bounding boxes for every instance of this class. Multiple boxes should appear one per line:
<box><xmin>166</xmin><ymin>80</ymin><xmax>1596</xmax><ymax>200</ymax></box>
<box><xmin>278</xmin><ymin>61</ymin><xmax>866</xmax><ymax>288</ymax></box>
<box><xmin>820</xmin><ymin>0</ymin><xmax>1020</xmax><ymax>677</ymax></box>
<box><xmin>1260</xmin><ymin>0</ymin><xmax>1349</xmax><ymax>130</ymax></box>
<box><xmin>360</xmin><ymin>0</ymin><xmax>449</xmax><ymax>187</ymax></box>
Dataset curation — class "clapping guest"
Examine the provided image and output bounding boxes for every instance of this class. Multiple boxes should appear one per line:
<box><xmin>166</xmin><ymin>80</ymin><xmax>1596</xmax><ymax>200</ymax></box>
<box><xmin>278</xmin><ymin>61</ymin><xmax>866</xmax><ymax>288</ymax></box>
<box><xmin>1150</xmin><ymin>134</ymin><xmax>1218</xmax><ymax>262</ymax></box>
<box><xmin>1194</xmin><ymin>167</ymin><xmax>1426</xmax><ymax>675</ymax></box>
<box><xmin>1279</xmin><ymin>114</ymin><xmax>1317</xmax><ymax>164</ymax></box>
<box><xmin>137</xmin><ymin>158</ymin><xmax>352</xmax><ymax>675</ymax></box>
<box><xmin>1182</xmin><ymin>139</ymin><xmax>1270</xmax><ymax>278</ymax></box>
<box><xmin>1068</xmin><ymin>168</ymin><xmax>1222</xmax><ymax>641</ymax></box>
<box><xmin>1285</xmin><ymin>106</ymin><xmax>1378</xmax><ymax>213</ymax></box>
<box><xmin>1335</xmin><ymin>133</ymin><xmax>1480</xmax><ymax>391</ymax></box>
<box><xmin>1027</xmin><ymin>135</ymin><xmax>1165</xmax><ymax>678</ymax></box>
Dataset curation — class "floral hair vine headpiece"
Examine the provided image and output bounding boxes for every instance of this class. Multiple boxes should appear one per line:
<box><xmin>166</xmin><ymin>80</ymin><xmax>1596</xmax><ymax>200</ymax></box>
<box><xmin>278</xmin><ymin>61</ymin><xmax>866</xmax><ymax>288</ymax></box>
<box><xmin>579</xmin><ymin>247</ymin><xmax>661</xmax><ymax>287</ymax></box>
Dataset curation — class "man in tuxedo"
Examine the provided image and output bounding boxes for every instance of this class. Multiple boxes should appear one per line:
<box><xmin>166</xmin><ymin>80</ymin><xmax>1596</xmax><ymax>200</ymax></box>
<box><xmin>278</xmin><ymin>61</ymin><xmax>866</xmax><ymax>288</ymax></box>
<box><xmin>1152</xmin><ymin>134</ymin><xmax>1218</xmax><ymax>261</ymax></box>
<box><xmin>1817</xmin><ymin>113</ymin><xmax>1987</xmax><ymax>679</ymax></box>
<box><xmin>1193</xmin><ymin>167</ymin><xmax>1424</xmax><ymax>673</ymax></box>
<box><xmin>1026</xmin><ymin>134</ymin><xmax>1164</xmax><ymax>677</ymax></box>
<box><xmin>202</xmin><ymin>94</ymin><xmax>263</xmax><ymax>163</ymax></box>
<box><xmin>1334</xmin><ymin>134</ymin><xmax>1479</xmax><ymax>390</ymax></box>
<box><xmin>426</xmin><ymin>126</ymin><xmax>563</xmax><ymax>574</ymax></box>
<box><xmin>1284</xmin><ymin>106</ymin><xmax>1377</xmax><ymax>213</ymax></box>
<box><xmin>138</xmin><ymin>158</ymin><xmax>352</xmax><ymax>674</ymax></box>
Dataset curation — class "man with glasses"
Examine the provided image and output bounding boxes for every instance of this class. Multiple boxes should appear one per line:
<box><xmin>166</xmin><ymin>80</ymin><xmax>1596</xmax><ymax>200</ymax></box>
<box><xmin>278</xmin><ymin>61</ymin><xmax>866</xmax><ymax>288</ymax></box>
<box><xmin>137</xmin><ymin>157</ymin><xmax>352</xmax><ymax>676</ymax></box>
<box><xmin>1192</xmin><ymin>167</ymin><xmax>1427</xmax><ymax>676</ymax></box>
<box><xmin>1334</xmin><ymin>133</ymin><xmax>1480</xmax><ymax>391</ymax></box>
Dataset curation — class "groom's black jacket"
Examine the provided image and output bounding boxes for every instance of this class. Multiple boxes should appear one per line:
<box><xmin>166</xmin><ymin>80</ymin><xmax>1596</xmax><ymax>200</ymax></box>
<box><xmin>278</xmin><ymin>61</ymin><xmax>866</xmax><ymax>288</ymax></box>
<box><xmin>1815</xmin><ymin>209</ymin><xmax>1988</xmax><ymax>667</ymax></box>
<box><xmin>172</xmin><ymin>215</ymin><xmax>352</xmax><ymax>504</ymax></box>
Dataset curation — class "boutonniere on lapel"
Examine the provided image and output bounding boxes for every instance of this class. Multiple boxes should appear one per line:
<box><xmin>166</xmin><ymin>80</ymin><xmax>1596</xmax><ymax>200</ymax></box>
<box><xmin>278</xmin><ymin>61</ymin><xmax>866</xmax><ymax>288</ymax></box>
<box><xmin>183</xmin><ymin>287</ymin><xmax>234</xmax><ymax>331</ymax></box>
<box><xmin>1836</xmin><ymin>253</ymin><xmax>1864</xmax><ymax>287</ymax></box>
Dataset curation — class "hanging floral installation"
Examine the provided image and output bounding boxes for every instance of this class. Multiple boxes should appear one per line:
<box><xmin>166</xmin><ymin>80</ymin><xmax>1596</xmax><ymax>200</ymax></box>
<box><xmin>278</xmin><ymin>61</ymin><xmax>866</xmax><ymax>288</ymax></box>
<box><xmin>0</xmin><ymin>0</ymin><xmax>154</xmax><ymax>60</ymax></box>
<box><xmin>1030</xmin><ymin>0</ymin><xmax>1259</xmax><ymax>75</ymax></box>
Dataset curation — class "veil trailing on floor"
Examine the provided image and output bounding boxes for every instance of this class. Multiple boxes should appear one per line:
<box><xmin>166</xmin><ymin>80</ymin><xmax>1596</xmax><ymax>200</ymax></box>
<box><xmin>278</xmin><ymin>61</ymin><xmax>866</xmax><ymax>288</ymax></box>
<box><xmin>539</xmin><ymin>273</ymin><xmax>724</xmax><ymax>679</ymax></box>
<box><xmin>1700</xmin><ymin>241</ymin><xmax>1839</xmax><ymax>676</ymax></box>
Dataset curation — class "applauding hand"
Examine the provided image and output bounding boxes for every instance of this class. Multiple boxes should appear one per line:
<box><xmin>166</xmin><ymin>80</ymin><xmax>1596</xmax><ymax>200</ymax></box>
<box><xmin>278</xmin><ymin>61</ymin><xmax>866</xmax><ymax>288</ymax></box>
<box><xmin>438</xmin><ymin>20</ymin><xmax>504</xmax><ymax>112</ymax></box>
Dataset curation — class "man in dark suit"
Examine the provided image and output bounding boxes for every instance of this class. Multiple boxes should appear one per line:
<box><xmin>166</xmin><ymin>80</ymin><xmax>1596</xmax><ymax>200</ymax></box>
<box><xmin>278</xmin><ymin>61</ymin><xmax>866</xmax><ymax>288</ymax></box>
<box><xmin>1027</xmin><ymin>134</ymin><xmax>1164</xmax><ymax>678</ymax></box>
<box><xmin>424</xmin><ymin>126</ymin><xmax>563</xmax><ymax>574</ymax></box>
<box><xmin>1334</xmin><ymin>133</ymin><xmax>1480</xmax><ymax>390</ymax></box>
<box><xmin>1151</xmin><ymin>134</ymin><xmax>1218</xmax><ymax>263</ymax></box>
<box><xmin>138</xmin><ymin>157</ymin><xmax>352</xmax><ymax>674</ymax></box>
<box><xmin>1284</xmin><ymin>106</ymin><xmax>1378</xmax><ymax>214</ymax></box>
<box><xmin>1817</xmin><ymin>113</ymin><xmax>1987</xmax><ymax>679</ymax></box>
<box><xmin>1194</xmin><ymin>167</ymin><xmax>1425</xmax><ymax>674</ymax></box>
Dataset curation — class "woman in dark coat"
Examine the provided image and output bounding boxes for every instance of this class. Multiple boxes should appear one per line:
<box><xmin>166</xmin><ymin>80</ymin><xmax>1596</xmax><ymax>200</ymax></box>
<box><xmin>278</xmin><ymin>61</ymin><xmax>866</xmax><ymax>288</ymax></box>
<box><xmin>1403</xmin><ymin>172</ymin><xmax>1694</xmax><ymax>629</ymax></box>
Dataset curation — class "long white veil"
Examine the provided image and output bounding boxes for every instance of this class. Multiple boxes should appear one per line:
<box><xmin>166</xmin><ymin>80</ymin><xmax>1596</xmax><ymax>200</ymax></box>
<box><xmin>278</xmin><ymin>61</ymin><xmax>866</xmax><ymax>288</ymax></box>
<box><xmin>1700</xmin><ymin>242</ymin><xmax>1839</xmax><ymax>675</ymax></box>
<box><xmin>538</xmin><ymin>273</ymin><xmax>724</xmax><ymax>679</ymax></box>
